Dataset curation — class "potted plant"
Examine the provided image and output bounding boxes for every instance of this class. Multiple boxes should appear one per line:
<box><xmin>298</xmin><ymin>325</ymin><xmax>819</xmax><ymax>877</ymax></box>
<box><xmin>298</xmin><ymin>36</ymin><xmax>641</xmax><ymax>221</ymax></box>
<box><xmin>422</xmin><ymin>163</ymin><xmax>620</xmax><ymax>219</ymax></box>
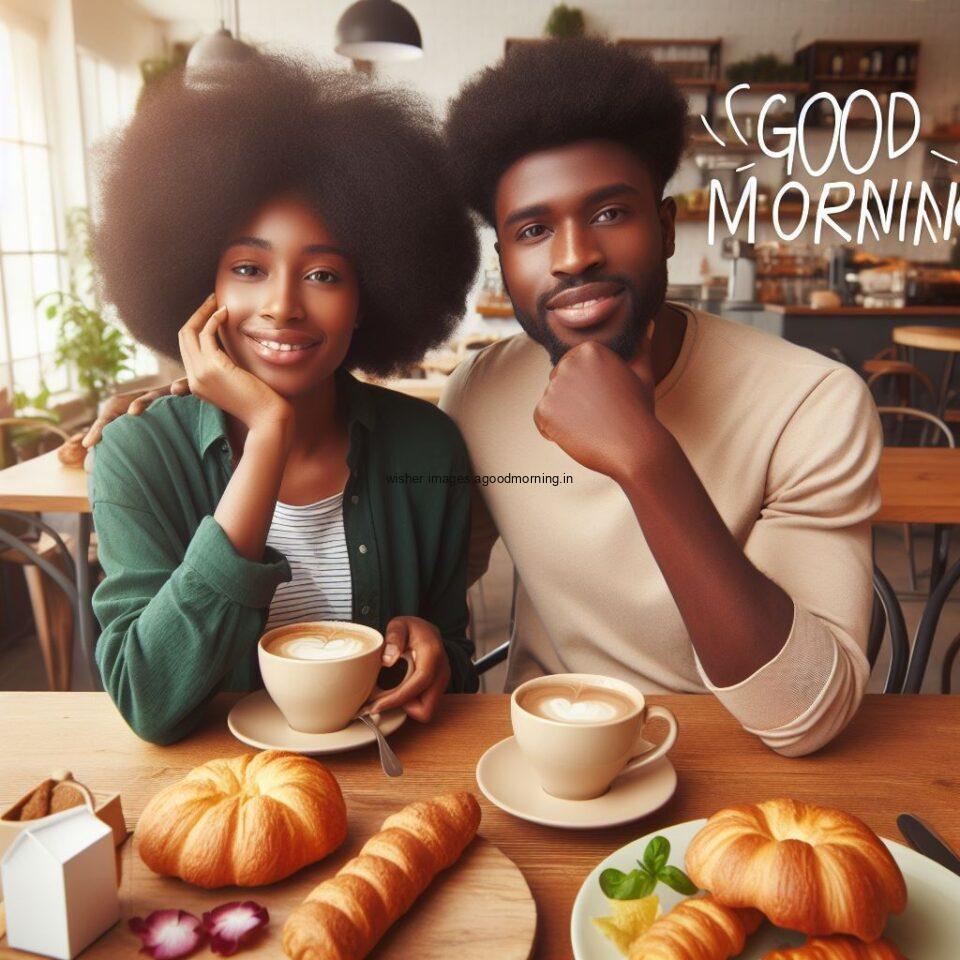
<box><xmin>544</xmin><ymin>5</ymin><xmax>585</xmax><ymax>39</ymax></box>
<box><xmin>35</xmin><ymin>209</ymin><xmax>135</xmax><ymax>424</ymax></box>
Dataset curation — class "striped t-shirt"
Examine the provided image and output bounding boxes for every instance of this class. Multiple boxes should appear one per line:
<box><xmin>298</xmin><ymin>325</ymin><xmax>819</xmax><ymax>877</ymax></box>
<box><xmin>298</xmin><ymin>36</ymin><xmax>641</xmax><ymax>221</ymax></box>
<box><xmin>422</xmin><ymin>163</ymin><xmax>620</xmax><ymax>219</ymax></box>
<box><xmin>263</xmin><ymin>491</ymin><xmax>352</xmax><ymax>631</ymax></box>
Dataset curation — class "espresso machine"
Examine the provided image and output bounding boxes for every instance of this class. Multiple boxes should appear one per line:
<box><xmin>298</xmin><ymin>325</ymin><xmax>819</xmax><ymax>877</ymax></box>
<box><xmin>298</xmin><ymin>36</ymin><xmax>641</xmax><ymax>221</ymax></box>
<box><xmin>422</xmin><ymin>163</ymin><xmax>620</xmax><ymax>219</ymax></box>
<box><xmin>721</xmin><ymin>238</ymin><xmax>757</xmax><ymax>308</ymax></box>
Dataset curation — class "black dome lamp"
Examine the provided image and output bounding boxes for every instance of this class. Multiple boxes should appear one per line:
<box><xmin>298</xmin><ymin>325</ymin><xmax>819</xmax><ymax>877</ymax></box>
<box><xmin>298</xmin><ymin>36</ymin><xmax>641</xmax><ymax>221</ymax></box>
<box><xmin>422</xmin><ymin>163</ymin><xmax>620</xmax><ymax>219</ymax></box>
<box><xmin>335</xmin><ymin>0</ymin><xmax>423</xmax><ymax>64</ymax></box>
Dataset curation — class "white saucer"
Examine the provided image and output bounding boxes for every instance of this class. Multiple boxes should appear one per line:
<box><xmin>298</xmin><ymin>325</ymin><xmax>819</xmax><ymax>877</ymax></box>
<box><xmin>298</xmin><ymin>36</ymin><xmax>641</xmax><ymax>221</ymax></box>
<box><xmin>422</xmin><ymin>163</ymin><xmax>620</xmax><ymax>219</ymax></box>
<box><xmin>475</xmin><ymin>736</ymin><xmax>678</xmax><ymax>830</ymax></box>
<box><xmin>227</xmin><ymin>689</ymin><xmax>406</xmax><ymax>755</ymax></box>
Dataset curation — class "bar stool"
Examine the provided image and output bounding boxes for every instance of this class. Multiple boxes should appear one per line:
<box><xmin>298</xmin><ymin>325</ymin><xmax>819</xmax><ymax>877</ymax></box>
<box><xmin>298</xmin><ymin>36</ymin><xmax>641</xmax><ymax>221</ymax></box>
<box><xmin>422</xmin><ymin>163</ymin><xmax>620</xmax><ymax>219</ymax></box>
<box><xmin>891</xmin><ymin>325</ymin><xmax>960</xmax><ymax>419</ymax></box>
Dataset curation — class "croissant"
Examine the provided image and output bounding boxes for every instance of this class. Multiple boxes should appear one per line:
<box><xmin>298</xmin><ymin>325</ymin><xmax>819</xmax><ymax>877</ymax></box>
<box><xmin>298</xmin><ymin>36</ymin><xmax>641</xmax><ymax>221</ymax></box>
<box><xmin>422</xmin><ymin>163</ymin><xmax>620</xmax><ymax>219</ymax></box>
<box><xmin>763</xmin><ymin>935</ymin><xmax>907</xmax><ymax>959</ymax></box>
<box><xmin>137</xmin><ymin>751</ymin><xmax>346</xmax><ymax>887</ymax></box>
<box><xmin>282</xmin><ymin>791</ymin><xmax>481</xmax><ymax>960</ymax></box>
<box><xmin>685</xmin><ymin>799</ymin><xmax>906</xmax><ymax>942</ymax></box>
<box><xmin>626</xmin><ymin>894</ymin><xmax>764</xmax><ymax>960</ymax></box>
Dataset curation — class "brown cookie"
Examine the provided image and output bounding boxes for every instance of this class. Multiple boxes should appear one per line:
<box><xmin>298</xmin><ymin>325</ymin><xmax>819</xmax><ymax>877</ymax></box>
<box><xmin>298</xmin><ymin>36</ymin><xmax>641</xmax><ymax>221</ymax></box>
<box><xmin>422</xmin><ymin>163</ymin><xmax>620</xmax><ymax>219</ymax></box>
<box><xmin>18</xmin><ymin>780</ymin><xmax>53</xmax><ymax>820</ymax></box>
<box><xmin>50</xmin><ymin>782</ymin><xmax>85</xmax><ymax>813</ymax></box>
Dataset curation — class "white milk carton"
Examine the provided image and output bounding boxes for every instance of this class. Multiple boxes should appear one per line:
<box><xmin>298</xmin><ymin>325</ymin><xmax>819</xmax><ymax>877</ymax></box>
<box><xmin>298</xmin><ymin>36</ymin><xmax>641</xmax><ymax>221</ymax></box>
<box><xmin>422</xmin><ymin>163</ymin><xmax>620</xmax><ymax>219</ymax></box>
<box><xmin>1</xmin><ymin>805</ymin><xmax>121</xmax><ymax>958</ymax></box>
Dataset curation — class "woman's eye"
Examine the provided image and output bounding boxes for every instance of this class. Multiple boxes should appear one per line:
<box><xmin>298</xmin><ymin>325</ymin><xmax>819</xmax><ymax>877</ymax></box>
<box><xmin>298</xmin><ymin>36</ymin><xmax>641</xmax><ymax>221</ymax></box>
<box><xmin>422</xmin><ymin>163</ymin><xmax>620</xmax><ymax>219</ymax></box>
<box><xmin>594</xmin><ymin>207</ymin><xmax>625</xmax><ymax>224</ymax></box>
<box><xmin>518</xmin><ymin>224</ymin><xmax>547</xmax><ymax>242</ymax></box>
<box><xmin>307</xmin><ymin>268</ymin><xmax>339</xmax><ymax>283</ymax></box>
<box><xmin>232</xmin><ymin>264</ymin><xmax>261</xmax><ymax>278</ymax></box>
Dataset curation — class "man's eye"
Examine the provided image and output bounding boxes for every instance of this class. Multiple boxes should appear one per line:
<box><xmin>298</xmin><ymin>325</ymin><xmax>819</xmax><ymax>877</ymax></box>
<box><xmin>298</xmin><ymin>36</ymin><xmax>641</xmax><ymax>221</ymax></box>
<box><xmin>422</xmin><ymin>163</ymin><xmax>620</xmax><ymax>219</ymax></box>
<box><xmin>307</xmin><ymin>269</ymin><xmax>339</xmax><ymax>283</ymax></box>
<box><xmin>518</xmin><ymin>224</ymin><xmax>547</xmax><ymax>241</ymax></box>
<box><xmin>594</xmin><ymin>207</ymin><xmax>624</xmax><ymax>223</ymax></box>
<box><xmin>232</xmin><ymin>264</ymin><xmax>261</xmax><ymax>278</ymax></box>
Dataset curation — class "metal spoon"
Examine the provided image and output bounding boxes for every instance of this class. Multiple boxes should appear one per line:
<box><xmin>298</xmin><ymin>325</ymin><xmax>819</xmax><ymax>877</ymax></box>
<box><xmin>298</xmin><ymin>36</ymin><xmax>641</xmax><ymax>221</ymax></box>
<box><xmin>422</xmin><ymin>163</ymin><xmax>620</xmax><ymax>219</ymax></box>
<box><xmin>358</xmin><ymin>713</ymin><xmax>403</xmax><ymax>777</ymax></box>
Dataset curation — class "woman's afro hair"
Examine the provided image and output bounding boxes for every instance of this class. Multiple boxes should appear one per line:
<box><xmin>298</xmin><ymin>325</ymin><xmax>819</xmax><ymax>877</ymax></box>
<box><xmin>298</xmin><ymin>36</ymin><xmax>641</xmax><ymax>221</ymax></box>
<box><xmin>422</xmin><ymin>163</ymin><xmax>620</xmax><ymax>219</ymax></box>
<box><xmin>445</xmin><ymin>36</ymin><xmax>689</xmax><ymax>226</ymax></box>
<box><xmin>92</xmin><ymin>53</ymin><xmax>479</xmax><ymax>376</ymax></box>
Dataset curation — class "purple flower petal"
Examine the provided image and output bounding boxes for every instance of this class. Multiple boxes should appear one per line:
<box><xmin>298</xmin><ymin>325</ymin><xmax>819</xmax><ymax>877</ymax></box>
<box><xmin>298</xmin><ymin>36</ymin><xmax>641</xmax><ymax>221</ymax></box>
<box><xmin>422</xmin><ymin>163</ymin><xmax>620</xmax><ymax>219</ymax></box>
<box><xmin>201</xmin><ymin>901</ymin><xmax>270</xmax><ymax>956</ymax></box>
<box><xmin>128</xmin><ymin>909</ymin><xmax>204</xmax><ymax>960</ymax></box>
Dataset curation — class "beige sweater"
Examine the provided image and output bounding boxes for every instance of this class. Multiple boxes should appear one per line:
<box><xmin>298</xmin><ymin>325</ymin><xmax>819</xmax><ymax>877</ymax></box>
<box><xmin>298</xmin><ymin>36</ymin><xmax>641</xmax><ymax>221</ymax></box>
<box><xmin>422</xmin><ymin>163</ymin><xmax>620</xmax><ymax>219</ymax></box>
<box><xmin>441</xmin><ymin>305</ymin><xmax>882</xmax><ymax>757</ymax></box>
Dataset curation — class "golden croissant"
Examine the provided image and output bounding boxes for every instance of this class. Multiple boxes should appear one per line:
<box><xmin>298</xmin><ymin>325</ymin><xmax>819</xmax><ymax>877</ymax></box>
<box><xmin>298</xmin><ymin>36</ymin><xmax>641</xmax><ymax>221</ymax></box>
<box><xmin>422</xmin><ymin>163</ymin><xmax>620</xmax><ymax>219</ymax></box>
<box><xmin>137</xmin><ymin>750</ymin><xmax>346</xmax><ymax>887</ymax></box>
<box><xmin>282</xmin><ymin>791</ymin><xmax>481</xmax><ymax>960</ymax></box>
<box><xmin>763</xmin><ymin>935</ymin><xmax>907</xmax><ymax>959</ymax></box>
<box><xmin>685</xmin><ymin>798</ymin><xmax>906</xmax><ymax>942</ymax></box>
<box><xmin>627</xmin><ymin>894</ymin><xmax>763</xmax><ymax>960</ymax></box>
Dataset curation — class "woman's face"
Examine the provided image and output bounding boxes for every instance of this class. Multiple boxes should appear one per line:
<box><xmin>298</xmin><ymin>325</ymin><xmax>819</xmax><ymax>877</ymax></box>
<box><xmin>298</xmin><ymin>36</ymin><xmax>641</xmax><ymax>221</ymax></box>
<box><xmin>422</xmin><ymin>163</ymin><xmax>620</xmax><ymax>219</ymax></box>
<box><xmin>214</xmin><ymin>195</ymin><xmax>359</xmax><ymax>398</ymax></box>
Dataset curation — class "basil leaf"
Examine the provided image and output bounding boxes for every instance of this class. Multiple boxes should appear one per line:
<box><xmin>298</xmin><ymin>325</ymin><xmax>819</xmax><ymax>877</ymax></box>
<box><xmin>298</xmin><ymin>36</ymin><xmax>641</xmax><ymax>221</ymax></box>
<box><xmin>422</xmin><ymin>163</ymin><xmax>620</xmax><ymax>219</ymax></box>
<box><xmin>658</xmin><ymin>865</ymin><xmax>698</xmax><ymax>895</ymax></box>
<box><xmin>599</xmin><ymin>866</ymin><xmax>656</xmax><ymax>900</ymax></box>
<box><xmin>643</xmin><ymin>836</ymin><xmax>670</xmax><ymax>875</ymax></box>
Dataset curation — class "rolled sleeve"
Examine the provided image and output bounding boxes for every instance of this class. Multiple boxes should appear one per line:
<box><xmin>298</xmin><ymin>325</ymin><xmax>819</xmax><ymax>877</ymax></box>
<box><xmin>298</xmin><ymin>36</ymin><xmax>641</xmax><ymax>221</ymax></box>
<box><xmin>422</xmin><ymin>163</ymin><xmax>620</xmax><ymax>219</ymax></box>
<box><xmin>184</xmin><ymin>514</ymin><xmax>291</xmax><ymax>608</ymax></box>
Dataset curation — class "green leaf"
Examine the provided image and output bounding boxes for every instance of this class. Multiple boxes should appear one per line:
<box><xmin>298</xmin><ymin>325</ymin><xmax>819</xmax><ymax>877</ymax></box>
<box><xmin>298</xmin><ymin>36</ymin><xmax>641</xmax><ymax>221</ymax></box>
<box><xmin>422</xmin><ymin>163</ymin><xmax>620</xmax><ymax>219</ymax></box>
<box><xmin>658</xmin><ymin>865</ymin><xmax>698</xmax><ymax>895</ymax></box>
<box><xmin>599</xmin><ymin>867</ymin><xmax>656</xmax><ymax>901</ymax></box>
<box><xmin>643</xmin><ymin>836</ymin><xmax>670</xmax><ymax>875</ymax></box>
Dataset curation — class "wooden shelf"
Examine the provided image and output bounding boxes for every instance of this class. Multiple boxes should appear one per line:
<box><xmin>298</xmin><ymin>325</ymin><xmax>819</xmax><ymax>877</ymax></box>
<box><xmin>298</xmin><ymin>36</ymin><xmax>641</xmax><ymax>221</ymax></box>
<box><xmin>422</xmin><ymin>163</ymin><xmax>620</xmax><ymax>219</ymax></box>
<box><xmin>813</xmin><ymin>73</ymin><xmax>916</xmax><ymax>83</ymax></box>
<box><xmin>721</xmin><ymin>81</ymin><xmax>810</xmax><ymax>92</ymax></box>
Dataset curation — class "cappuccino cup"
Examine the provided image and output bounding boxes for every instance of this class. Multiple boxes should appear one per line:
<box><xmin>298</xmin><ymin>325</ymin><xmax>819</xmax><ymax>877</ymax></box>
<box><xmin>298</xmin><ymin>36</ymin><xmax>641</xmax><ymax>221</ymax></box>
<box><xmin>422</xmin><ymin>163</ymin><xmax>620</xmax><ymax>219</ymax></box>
<box><xmin>511</xmin><ymin>673</ymin><xmax>679</xmax><ymax>801</ymax></box>
<box><xmin>259</xmin><ymin>621</ymin><xmax>399</xmax><ymax>733</ymax></box>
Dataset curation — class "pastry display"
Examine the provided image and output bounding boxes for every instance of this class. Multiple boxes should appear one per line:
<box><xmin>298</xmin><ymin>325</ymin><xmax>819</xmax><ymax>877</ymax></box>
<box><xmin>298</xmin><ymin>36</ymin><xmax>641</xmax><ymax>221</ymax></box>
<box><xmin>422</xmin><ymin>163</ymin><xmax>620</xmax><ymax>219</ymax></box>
<box><xmin>137</xmin><ymin>750</ymin><xmax>346</xmax><ymax>888</ymax></box>
<box><xmin>684</xmin><ymin>798</ymin><xmax>907</xmax><ymax>942</ymax></box>
<box><xmin>763</xmin><ymin>935</ymin><xmax>907</xmax><ymax>959</ymax></box>
<box><xmin>625</xmin><ymin>895</ymin><xmax>762</xmax><ymax>960</ymax></box>
<box><xmin>282</xmin><ymin>791</ymin><xmax>481</xmax><ymax>960</ymax></box>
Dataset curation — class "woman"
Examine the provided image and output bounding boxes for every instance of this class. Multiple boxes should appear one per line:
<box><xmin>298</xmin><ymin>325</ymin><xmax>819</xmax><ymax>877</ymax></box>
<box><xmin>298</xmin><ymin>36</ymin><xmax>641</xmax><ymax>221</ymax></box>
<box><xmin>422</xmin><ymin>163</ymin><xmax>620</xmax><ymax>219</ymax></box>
<box><xmin>88</xmin><ymin>53</ymin><xmax>480</xmax><ymax>744</ymax></box>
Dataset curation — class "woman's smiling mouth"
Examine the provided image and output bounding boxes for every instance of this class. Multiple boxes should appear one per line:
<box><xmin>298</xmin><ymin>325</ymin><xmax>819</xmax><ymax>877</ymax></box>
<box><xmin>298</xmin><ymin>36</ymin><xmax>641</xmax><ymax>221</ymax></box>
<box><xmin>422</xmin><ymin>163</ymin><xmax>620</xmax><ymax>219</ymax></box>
<box><xmin>243</xmin><ymin>330</ymin><xmax>323</xmax><ymax>365</ymax></box>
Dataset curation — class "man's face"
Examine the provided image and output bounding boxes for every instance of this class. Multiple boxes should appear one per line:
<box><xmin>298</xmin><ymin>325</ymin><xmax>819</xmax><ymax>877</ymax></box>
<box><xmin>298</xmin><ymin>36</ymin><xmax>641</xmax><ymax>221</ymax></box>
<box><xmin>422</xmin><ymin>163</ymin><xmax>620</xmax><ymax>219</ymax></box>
<box><xmin>493</xmin><ymin>139</ymin><xmax>676</xmax><ymax>365</ymax></box>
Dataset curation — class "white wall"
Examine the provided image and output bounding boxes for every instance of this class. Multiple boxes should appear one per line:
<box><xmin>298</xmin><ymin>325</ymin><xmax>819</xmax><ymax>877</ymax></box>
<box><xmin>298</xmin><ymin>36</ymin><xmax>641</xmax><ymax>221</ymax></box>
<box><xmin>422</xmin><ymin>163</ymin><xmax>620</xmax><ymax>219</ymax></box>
<box><xmin>154</xmin><ymin>0</ymin><xmax>960</xmax><ymax>288</ymax></box>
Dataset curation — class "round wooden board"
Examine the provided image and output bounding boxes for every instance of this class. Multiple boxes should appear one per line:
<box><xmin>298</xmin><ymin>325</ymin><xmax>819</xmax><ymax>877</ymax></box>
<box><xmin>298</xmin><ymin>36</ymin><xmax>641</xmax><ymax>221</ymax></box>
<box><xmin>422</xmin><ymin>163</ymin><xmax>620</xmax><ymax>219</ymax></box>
<box><xmin>1</xmin><ymin>831</ymin><xmax>536</xmax><ymax>960</ymax></box>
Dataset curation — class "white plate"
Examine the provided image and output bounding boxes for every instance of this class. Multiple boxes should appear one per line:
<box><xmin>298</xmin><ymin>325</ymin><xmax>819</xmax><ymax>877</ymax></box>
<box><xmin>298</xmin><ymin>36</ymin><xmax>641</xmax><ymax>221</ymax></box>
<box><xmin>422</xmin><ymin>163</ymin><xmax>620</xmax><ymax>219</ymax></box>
<box><xmin>571</xmin><ymin>818</ymin><xmax>960</xmax><ymax>959</ymax></box>
<box><xmin>475</xmin><ymin>736</ymin><xmax>677</xmax><ymax>830</ymax></box>
<box><xmin>227</xmin><ymin>689</ymin><xmax>406</xmax><ymax>755</ymax></box>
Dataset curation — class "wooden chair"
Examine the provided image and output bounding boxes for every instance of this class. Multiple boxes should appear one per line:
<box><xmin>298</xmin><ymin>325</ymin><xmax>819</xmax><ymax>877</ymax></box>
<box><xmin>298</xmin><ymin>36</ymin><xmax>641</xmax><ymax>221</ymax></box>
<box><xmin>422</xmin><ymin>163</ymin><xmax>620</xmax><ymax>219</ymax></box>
<box><xmin>864</xmin><ymin>347</ymin><xmax>938</xmax><ymax>412</ymax></box>
<box><xmin>0</xmin><ymin>417</ymin><xmax>96</xmax><ymax>691</ymax></box>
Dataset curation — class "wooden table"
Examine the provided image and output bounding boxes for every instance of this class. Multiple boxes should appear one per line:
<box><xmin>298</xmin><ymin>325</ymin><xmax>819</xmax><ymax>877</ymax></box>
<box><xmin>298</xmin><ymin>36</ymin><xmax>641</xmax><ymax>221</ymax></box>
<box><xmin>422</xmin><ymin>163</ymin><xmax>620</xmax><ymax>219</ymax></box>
<box><xmin>877</xmin><ymin>447</ymin><xmax>960</xmax><ymax>524</ymax></box>
<box><xmin>0</xmin><ymin>451</ymin><xmax>97</xmax><ymax>687</ymax></box>
<box><xmin>1</xmin><ymin>692</ymin><xmax>958</xmax><ymax>959</ymax></box>
<box><xmin>876</xmin><ymin>447</ymin><xmax>960</xmax><ymax>691</ymax></box>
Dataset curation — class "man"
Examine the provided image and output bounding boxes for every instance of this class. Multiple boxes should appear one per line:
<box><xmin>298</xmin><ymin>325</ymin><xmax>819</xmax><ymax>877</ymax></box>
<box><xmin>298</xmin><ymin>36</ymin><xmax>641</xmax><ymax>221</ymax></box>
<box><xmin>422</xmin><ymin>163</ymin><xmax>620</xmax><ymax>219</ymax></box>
<box><xmin>440</xmin><ymin>37</ymin><xmax>880</xmax><ymax>757</ymax></box>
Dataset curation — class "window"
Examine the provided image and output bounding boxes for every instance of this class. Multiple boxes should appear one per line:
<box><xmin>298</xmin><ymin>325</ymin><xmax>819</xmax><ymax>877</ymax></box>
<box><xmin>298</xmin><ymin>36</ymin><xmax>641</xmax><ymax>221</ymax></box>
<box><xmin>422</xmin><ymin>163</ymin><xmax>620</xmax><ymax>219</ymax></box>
<box><xmin>77</xmin><ymin>48</ymin><xmax>156</xmax><ymax>381</ymax></box>
<box><xmin>0</xmin><ymin>13</ymin><xmax>66</xmax><ymax>400</ymax></box>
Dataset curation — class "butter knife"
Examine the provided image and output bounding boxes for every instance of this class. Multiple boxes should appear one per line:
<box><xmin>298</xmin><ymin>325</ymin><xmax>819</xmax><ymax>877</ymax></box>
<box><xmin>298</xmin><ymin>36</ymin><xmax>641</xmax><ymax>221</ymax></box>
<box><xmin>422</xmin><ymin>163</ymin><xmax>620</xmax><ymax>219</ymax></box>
<box><xmin>897</xmin><ymin>813</ymin><xmax>960</xmax><ymax>877</ymax></box>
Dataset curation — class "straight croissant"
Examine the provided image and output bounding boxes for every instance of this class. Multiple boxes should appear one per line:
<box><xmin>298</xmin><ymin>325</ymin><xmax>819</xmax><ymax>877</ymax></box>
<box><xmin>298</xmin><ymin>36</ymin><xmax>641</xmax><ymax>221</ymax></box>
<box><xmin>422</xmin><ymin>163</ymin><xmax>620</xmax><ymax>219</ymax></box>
<box><xmin>282</xmin><ymin>792</ymin><xmax>481</xmax><ymax>960</ymax></box>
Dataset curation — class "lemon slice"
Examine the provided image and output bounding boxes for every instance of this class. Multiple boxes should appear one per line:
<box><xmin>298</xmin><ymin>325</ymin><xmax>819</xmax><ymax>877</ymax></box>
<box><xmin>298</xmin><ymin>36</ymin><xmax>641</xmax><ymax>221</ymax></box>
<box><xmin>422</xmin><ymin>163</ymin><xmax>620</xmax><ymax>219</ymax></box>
<box><xmin>592</xmin><ymin>895</ymin><xmax>660</xmax><ymax>955</ymax></box>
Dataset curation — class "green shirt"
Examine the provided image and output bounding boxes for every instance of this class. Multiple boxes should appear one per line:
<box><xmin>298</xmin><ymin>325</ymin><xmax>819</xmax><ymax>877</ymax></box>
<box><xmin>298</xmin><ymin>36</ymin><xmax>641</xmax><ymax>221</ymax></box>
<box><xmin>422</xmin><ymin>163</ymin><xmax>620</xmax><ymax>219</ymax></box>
<box><xmin>90</xmin><ymin>371</ymin><xmax>478</xmax><ymax>744</ymax></box>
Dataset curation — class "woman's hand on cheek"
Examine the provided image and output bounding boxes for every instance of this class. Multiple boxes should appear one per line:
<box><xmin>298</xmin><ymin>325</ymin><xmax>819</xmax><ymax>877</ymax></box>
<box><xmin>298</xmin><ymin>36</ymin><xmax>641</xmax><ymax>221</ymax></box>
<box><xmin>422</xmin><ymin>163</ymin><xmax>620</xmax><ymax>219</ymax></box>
<box><xmin>367</xmin><ymin>615</ymin><xmax>451</xmax><ymax>723</ymax></box>
<box><xmin>179</xmin><ymin>294</ymin><xmax>292</xmax><ymax>435</ymax></box>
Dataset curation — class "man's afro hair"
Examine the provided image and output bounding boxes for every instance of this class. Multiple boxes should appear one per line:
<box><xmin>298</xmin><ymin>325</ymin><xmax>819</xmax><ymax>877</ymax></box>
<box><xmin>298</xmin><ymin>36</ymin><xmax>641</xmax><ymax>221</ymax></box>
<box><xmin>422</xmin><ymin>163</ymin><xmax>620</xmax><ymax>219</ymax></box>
<box><xmin>92</xmin><ymin>53</ymin><xmax>479</xmax><ymax>376</ymax></box>
<box><xmin>445</xmin><ymin>36</ymin><xmax>688</xmax><ymax>225</ymax></box>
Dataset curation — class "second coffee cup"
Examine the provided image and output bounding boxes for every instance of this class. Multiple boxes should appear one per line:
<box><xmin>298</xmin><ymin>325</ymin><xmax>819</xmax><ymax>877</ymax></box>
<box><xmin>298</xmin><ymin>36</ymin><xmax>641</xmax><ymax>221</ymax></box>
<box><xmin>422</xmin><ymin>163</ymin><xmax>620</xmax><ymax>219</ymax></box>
<box><xmin>258</xmin><ymin>621</ymin><xmax>388</xmax><ymax>733</ymax></box>
<box><xmin>511</xmin><ymin>673</ymin><xmax>679</xmax><ymax>800</ymax></box>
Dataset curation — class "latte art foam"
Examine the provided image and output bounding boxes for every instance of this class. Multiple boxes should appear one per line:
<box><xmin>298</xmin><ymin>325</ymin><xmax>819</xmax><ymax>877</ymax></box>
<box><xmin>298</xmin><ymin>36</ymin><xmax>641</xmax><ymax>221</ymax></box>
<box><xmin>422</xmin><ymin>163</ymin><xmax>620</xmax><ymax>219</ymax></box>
<box><xmin>272</xmin><ymin>634</ymin><xmax>370</xmax><ymax>661</ymax></box>
<box><xmin>518</xmin><ymin>682</ymin><xmax>635</xmax><ymax>724</ymax></box>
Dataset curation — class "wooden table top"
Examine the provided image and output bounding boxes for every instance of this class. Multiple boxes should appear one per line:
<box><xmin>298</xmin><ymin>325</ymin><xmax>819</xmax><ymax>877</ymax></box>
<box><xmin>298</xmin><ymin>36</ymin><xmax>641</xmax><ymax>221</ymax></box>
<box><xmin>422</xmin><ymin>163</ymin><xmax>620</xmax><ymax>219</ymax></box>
<box><xmin>892</xmin><ymin>325</ymin><xmax>960</xmax><ymax>352</ymax></box>
<box><xmin>0</xmin><ymin>449</ymin><xmax>89</xmax><ymax>513</ymax></box>
<box><xmin>876</xmin><ymin>446</ymin><xmax>960</xmax><ymax>523</ymax></box>
<box><xmin>1</xmin><ymin>692</ymin><xmax>957</xmax><ymax>959</ymax></box>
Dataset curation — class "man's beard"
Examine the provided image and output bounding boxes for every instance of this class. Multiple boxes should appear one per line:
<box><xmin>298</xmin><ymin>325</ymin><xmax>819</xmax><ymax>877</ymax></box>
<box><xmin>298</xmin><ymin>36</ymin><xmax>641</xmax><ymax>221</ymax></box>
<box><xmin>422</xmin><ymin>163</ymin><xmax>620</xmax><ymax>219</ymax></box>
<box><xmin>509</xmin><ymin>260</ymin><xmax>668</xmax><ymax>366</ymax></box>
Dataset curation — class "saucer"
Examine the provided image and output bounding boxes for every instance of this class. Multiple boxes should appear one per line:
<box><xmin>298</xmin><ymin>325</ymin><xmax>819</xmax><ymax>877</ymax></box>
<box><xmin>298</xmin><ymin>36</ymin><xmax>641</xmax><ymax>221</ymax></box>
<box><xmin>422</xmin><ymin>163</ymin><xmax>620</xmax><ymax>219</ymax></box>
<box><xmin>475</xmin><ymin>736</ymin><xmax>677</xmax><ymax>830</ymax></box>
<box><xmin>227</xmin><ymin>689</ymin><xmax>406</xmax><ymax>755</ymax></box>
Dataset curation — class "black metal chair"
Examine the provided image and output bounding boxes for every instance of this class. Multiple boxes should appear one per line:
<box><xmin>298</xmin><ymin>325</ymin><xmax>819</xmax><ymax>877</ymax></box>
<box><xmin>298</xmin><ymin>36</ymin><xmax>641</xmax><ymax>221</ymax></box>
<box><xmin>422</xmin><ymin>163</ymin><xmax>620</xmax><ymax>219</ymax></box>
<box><xmin>474</xmin><ymin>564</ymin><xmax>909</xmax><ymax>694</ymax></box>
<box><xmin>941</xmin><ymin>635</ymin><xmax>960</xmax><ymax>693</ymax></box>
